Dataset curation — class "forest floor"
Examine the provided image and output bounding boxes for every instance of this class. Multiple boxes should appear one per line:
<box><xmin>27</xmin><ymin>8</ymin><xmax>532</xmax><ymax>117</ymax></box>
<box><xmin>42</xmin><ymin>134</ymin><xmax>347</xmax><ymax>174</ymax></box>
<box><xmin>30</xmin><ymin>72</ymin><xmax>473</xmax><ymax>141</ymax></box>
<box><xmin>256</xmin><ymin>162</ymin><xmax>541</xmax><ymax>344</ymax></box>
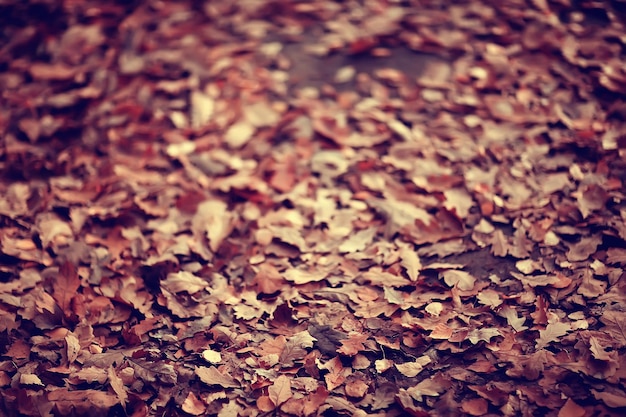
<box><xmin>1</xmin><ymin>1</ymin><xmax>626</xmax><ymax>416</ymax></box>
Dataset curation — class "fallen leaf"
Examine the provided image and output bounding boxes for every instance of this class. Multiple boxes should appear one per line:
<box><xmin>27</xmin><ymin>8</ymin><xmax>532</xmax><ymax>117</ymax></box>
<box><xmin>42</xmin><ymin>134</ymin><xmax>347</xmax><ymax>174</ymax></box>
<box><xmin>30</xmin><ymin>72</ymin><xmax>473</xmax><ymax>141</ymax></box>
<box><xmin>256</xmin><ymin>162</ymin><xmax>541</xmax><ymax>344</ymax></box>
<box><xmin>441</xmin><ymin>270</ymin><xmax>475</xmax><ymax>291</ymax></box>
<box><xmin>536</xmin><ymin>322</ymin><xmax>571</xmax><ymax>350</ymax></box>
<box><xmin>196</xmin><ymin>366</ymin><xmax>239</xmax><ymax>388</ymax></box>
<box><xmin>182</xmin><ymin>392</ymin><xmax>206</xmax><ymax>415</ymax></box>
<box><xmin>53</xmin><ymin>261</ymin><xmax>80</xmax><ymax>315</ymax></box>
<box><xmin>461</xmin><ymin>398</ymin><xmax>488</xmax><ymax>416</ymax></box>
<box><xmin>268</xmin><ymin>375</ymin><xmax>292</xmax><ymax>406</ymax></box>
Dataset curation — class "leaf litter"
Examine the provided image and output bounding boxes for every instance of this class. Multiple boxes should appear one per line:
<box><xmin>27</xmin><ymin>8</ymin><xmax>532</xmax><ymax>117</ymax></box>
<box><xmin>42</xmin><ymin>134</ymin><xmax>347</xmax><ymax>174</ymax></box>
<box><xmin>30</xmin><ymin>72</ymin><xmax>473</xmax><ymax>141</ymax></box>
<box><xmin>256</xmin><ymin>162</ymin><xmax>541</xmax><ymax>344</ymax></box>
<box><xmin>1</xmin><ymin>0</ymin><xmax>626</xmax><ymax>416</ymax></box>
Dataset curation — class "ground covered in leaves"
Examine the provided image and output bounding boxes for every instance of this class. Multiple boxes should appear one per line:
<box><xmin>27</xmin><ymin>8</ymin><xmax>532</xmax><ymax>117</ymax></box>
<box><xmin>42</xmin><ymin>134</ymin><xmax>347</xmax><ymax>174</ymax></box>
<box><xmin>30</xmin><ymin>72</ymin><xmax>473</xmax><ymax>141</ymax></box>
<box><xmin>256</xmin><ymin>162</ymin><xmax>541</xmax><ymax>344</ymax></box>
<box><xmin>2</xmin><ymin>0</ymin><xmax>626</xmax><ymax>416</ymax></box>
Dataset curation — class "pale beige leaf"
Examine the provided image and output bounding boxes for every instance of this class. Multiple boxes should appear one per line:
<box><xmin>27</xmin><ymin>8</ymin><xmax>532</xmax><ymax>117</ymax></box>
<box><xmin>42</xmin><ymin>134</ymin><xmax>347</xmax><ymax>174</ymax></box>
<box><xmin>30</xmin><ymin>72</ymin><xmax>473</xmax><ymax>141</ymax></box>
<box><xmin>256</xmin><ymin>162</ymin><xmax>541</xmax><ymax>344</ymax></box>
<box><xmin>20</xmin><ymin>373</ymin><xmax>44</xmax><ymax>386</ymax></box>
<box><xmin>225</xmin><ymin>122</ymin><xmax>255</xmax><ymax>148</ymax></box>
<box><xmin>441</xmin><ymin>270</ymin><xmax>475</xmax><ymax>291</ymax></box>
<box><xmin>162</xmin><ymin>271</ymin><xmax>208</xmax><ymax>294</ymax></box>
<box><xmin>283</xmin><ymin>268</ymin><xmax>327</xmax><ymax>284</ymax></box>
<box><xmin>399</xmin><ymin>245</ymin><xmax>422</xmax><ymax>281</ymax></box>
<box><xmin>476</xmin><ymin>289</ymin><xmax>502</xmax><ymax>309</ymax></box>
<box><xmin>395</xmin><ymin>356</ymin><xmax>431</xmax><ymax>377</ymax></box>
<box><xmin>201</xmin><ymin>349</ymin><xmax>222</xmax><ymax>364</ymax></box>
<box><xmin>190</xmin><ymin>90</ymin><xmax>215</xmax><ymax>129</ymax></box>
<box><xmin>499</xmin><ymin>306</ymin><xmax>528</xmax><ymax>332</ymax></box>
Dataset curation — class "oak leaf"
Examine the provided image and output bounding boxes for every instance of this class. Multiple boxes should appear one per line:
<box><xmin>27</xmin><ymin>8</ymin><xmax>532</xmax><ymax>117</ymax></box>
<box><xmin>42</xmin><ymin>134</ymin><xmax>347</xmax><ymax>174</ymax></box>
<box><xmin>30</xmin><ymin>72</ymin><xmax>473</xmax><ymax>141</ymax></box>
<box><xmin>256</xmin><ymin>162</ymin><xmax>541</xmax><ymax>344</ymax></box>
<box><xmin>536</xmin><ymin>322</ymin><xmax>571</xmax><ymax>349</ymax></box>
<box><xmin>395</xmin><ymin>356</ymin><xmax>431</xmax><ymax>377</ymax></box>
<box><xmin>468</xmin><ymin>328</ymin><xmax>501</xmax><ymax>344</ymax></box>
<box><xmin>592</xmin><ymin>389</ymin><xmax>626</xmax><ymax>408</ymax></box>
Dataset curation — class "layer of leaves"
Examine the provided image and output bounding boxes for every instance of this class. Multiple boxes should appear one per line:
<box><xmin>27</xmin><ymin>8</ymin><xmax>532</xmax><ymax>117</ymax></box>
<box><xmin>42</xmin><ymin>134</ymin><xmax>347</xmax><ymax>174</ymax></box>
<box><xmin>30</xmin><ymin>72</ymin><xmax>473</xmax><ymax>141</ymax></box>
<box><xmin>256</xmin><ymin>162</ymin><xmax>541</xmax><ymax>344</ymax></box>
<box><xmin>1</xmin><ymin>0</ymin><xmax>626</xmax><ymax>416</ymax></box>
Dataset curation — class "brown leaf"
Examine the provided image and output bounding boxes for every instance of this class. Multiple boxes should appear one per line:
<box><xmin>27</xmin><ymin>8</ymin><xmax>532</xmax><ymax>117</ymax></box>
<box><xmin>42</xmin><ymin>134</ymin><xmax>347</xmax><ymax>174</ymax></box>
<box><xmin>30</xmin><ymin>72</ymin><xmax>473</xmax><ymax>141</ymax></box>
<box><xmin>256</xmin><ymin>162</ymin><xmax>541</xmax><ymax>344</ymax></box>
<box><xmin>337</xmin><ymin>332</ymin><xmax>369</xmax><ymax>356</ymax></box>
<box><xmin>441</xmin><ymin>270</ymin><xmax>475</xmax><ymax>291</ymax></box>
<box><xmin>536</xmin><ymin>322</ymin><xmax>571</xmax><ymax>350</ymax></box>
<box><xmin>345</xmin><ymin>378</ymin><xmax>369</xmax><ymax>398</ymax></box>
<box><xmin>303</xmin><ymin>386</ymin><xmax>329</xmax><ymax>416</ymax></box>
<box><xmin>47</xmin><ymin>389</ymin><xmax>118</xmax><ymax>414</ymax></box>
<box><xmin>592</xmin><ymin>389</ymin><xmax>626</xmax><ymax>408</ymax></box>
<box><xmin>268</xmin><ymin>375</ymin><xmax>292</xmax><ymax>407</ymax></box>
<box><xmin>53</xmin><ymin>262</ymin><xmax>80</xmax><ymax>315</ymax></box>
<box><xmin>195</xmin><ymin>366</ymin><xmax>239</xmax><ymax>388</ymax></box>
<box><xmin>65</xmin><ymin>333</ymin><xmax>80</xmax><ymax>365</ymax></box>
<box><xmin>107</xmin><ymin>367</ymin><xmax>128</xmax><ymax>406</ymax></box>
<box><xmin>600</xmin><ymin>311</ymin><xmax>626</xmax><ymax>347</ymax></box>
<box><xmin>128</xmin><ymin>358</ymin><xmax>177</xmax><ymax>385</ymax></box>
<box><xmin>461</xmin><ymin>398</ymin><xmax>488</xmax><ymax>416</ymax></box>
<box><xmin>558</xmin><ymin>398</ymin><xmax>585</xmax><ymax>417</ymax></box>
<box><xmin>29</xmin><ymin>62</ymin><xmax>77</xmax><ymax>80</ymax></box>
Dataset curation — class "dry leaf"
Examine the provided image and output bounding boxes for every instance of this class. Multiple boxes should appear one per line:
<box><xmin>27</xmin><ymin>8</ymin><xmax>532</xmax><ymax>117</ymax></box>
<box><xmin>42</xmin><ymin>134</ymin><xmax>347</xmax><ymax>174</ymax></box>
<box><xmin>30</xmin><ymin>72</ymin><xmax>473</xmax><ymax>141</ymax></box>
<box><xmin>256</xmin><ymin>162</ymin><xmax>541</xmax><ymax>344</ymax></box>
<box><xmin>268</xmin><ymin>375</ymin><xmax>292</xmax><ymax>406</ymax></box>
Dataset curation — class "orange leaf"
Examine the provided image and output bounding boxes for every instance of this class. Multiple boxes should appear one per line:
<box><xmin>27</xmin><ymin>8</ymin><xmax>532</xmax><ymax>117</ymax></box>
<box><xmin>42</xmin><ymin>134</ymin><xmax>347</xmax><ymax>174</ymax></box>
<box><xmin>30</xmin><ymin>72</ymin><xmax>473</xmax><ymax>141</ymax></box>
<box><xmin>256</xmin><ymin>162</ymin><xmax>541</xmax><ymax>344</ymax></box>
<box><xmin>182</xmin><ymin>392</ymin><xmax>206</xmax><ymax>416</ymax></box>
<box><xmin>461</xmin><ymin>398</ymin><xmax>488</xmax><ymax>416</ymax></box>
<box><xmin>558</xmin><ymin>398</ymin><xmax>585</xmax><ymax>417</ymax></box>
<box><xmin>303</xmin><ymin>386</ymin><xmax>329</xmax><ymax>417</ymax></box>
<box><xmin>257</xmin><ymin>395</ymin><xmax>275</xmax><ymax>412</ymax></box>
<box><xmin>430</xmin><ymin>323</ymin><xmax>453</xmax><ymax>340</ymax></box>
<box><xmin>337</xmin><ymin>332</ymin><xmax>369</xmax><ymax>356</ymax></box>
